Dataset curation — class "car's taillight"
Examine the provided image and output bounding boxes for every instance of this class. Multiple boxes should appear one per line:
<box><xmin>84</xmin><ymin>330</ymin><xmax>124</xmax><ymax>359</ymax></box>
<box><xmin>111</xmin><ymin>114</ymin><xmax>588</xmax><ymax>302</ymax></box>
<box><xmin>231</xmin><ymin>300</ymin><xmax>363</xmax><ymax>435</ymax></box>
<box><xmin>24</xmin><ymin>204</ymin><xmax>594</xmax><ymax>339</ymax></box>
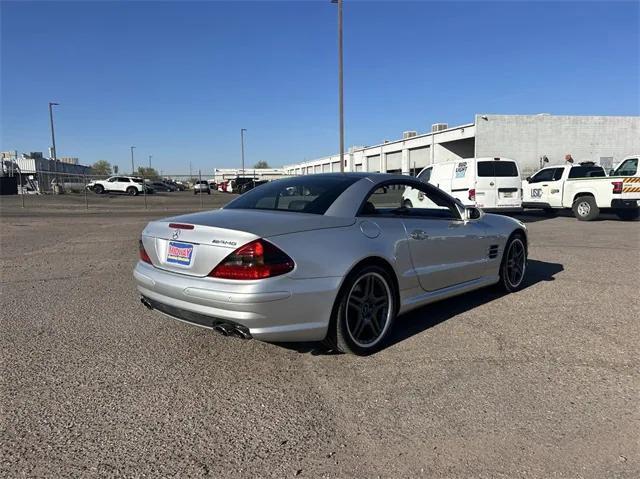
<box><xmin>209</xmin><ymin>239</ymin><xmax>294</xmax><ymax>280</ymax></box>
<box><xmin>612</xmin><ymin>181</ymin><xmax>623</xmax><ymax>194</ymax></box>
<box><xmin>139</xmin><ymin>239</ymin><xmax>152</xmax><ymax>264</ymax></box>
<box><xmin>468</xmin><ymin>188</ymin><xmax>476</xmax><ymax>201</ymax></box>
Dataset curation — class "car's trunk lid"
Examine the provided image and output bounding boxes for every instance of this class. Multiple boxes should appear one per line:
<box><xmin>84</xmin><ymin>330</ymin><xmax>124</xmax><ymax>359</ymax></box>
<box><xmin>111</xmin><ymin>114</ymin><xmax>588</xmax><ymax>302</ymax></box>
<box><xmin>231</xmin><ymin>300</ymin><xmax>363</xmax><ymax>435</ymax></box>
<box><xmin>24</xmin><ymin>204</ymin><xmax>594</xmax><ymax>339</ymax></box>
<box><xmin>141</xmin><ymin>209</ymin><xmax>355</xmax><ymax>277</ymax></box>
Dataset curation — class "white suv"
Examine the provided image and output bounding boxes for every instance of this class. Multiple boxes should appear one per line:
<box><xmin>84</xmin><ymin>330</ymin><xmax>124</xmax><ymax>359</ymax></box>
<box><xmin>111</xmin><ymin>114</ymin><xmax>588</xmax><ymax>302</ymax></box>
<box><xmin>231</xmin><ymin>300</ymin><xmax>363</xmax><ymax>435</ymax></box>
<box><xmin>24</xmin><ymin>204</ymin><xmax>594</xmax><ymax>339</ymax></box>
<box><xmin>88</xmin><ymin>176</ymin><xmax>150</xmax><ymax>196</ymax></box>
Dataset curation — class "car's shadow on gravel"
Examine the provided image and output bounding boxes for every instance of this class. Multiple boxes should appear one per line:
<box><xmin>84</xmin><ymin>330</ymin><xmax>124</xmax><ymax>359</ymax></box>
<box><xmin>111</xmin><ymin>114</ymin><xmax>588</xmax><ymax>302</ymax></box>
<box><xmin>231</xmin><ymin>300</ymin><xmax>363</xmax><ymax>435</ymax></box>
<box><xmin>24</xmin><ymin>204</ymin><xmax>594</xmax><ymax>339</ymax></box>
<box><xmin>383</xmin><ymin>259</ymin><xmax>564</xmax><ymax>351</ymax></box>
<box><xmin>281</xmin><ymin>259</ymin><xmax>563</xmax><ymax>356</ymax></box>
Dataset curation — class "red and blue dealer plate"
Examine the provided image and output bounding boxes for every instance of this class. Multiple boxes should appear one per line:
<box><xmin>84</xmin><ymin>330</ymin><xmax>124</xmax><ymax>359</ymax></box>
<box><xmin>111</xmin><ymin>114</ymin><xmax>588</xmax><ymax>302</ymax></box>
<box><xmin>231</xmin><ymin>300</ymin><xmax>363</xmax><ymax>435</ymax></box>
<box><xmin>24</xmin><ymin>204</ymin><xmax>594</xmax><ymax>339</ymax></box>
<box><xmin>167</xmin><ymin>241</ymin><xmax>194</xmax><ymax>266</ymax></box>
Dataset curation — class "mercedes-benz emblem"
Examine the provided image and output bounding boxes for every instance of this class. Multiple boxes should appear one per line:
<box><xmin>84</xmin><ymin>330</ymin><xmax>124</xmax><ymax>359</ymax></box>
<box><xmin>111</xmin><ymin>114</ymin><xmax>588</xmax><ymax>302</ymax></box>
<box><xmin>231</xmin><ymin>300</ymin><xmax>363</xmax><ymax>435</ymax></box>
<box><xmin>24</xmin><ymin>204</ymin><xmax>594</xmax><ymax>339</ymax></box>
<box><xmin>172</xmin><ymin>229</ymin><xmax>180</xmax><ymax>239</ymax></box>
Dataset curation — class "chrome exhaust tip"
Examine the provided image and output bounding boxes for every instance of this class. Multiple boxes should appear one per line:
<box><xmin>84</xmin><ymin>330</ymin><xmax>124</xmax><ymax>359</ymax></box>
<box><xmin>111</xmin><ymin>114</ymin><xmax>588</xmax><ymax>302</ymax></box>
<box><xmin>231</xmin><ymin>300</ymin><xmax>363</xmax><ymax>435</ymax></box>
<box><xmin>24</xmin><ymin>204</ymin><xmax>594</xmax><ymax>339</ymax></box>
<box><xmin>233</xmin><ymin>327</ymin><xmax>252</xmax><ymax>340</ymax></box>
<box><xmin>214</xmin><ymin>325</ymin><xmax>229</xmax><ymax>336</ymax></box>
<box><xmin>140</xmin><ymin>297</ymin><xmax>153</xmax><ymax>310</ymax></box>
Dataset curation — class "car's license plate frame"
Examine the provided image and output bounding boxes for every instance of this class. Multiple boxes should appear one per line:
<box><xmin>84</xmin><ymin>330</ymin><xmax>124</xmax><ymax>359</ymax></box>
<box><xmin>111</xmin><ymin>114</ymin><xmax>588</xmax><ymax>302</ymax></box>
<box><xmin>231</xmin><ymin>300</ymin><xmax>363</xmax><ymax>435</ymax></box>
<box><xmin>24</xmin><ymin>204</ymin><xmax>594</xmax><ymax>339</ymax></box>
<box><xmin>167</xmin><ymin>241</ymin><xmax>195</xmax><ymax>266</ymax></box>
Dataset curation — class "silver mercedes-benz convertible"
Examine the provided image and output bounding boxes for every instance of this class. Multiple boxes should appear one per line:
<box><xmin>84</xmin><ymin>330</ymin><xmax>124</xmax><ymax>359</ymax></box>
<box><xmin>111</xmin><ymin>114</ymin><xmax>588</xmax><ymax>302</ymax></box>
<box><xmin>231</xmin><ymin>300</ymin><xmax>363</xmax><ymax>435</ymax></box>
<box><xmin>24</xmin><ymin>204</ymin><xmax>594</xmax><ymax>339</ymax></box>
<box><xmin>134</xmin><ymin>173</ymin><xmax>527</xmax><ymax>355</ymax></box>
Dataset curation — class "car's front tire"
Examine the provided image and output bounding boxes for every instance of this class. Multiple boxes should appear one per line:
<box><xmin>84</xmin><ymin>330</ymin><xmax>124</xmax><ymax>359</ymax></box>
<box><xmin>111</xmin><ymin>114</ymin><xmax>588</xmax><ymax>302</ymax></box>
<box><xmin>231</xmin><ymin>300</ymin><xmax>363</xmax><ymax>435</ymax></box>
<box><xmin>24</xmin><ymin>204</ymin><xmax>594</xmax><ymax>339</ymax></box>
<box><xmin>94</xmin><ymin>184</ymin><xmax>104</xmax><ymax>194</ymax></box>
<box><xmin>499</xmin><ymin>233</ymin><xmax>527</xmax><ymax>293</ymax></box>
<box><xmin>327</xmin><ymin>265</ymin><xmax>397</xmax><ymax>355</ymax></box>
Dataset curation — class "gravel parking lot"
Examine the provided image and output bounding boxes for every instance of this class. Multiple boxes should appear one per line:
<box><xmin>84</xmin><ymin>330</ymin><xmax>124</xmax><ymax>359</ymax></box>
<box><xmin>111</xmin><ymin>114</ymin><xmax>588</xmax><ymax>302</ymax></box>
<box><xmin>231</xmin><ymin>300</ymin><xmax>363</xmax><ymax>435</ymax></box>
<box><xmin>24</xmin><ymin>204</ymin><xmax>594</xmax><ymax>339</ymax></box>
<box><xmin>1</xmin><ymin>193</ymin><xmax>638</xmax><ymax>478</ymax></box>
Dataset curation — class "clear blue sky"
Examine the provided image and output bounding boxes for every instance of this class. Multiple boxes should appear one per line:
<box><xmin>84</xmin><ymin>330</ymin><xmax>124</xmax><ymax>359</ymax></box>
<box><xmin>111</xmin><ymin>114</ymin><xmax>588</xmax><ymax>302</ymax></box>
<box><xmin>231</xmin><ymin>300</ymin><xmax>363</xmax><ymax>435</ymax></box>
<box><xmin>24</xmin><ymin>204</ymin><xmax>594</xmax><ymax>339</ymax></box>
<box><xmin>1</xmin><ymin>1</ymin><xmax>638</xmax><ymax>173</ymax></box>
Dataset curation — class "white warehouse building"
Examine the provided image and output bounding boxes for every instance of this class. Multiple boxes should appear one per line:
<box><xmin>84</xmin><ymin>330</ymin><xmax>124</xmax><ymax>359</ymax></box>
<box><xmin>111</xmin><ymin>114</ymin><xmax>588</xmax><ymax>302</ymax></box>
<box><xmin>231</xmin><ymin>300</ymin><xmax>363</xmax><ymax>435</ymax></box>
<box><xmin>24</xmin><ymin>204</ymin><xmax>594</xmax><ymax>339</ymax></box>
<box><xmin>283</xmin><ymin>114</ymin><xmax>640</xmax><ymax>177</ymax></box>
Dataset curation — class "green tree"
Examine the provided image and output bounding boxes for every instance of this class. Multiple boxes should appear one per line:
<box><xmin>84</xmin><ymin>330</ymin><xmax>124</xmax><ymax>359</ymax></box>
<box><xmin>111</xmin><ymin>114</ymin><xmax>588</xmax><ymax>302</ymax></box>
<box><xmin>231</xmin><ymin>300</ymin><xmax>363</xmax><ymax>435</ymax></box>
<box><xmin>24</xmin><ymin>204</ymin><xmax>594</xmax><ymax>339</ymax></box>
<box><xmin>253</xmin><ymin>160</ymin><xmax>270</xmax><ymax>169</ymax></box>
<box><xmin>91</xmin><ymin>160</ymin><xmax>112</xmax><ymax>176</ymax></box>
<box><xmin>136</xmin><ymin>166</ymin><xmax>160</xmax><ymax>179</ymax></box>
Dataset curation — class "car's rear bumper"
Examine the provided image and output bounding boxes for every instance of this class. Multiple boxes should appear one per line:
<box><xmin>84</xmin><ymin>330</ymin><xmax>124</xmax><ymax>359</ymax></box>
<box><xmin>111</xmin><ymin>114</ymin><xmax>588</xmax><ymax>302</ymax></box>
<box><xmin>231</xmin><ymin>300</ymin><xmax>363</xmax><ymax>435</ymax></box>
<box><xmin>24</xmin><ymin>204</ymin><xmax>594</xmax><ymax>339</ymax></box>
<box><xmin>522</xmin><ymin>202</ymin><xmax>552</xmax><ymax>209</ymax></box>
<box><xmin>611</xmin><ymin>198</ymin><xmax>640</xmax><ymax>209</ymax></box>
<box><xmin>133</xmin><ymin>261</ymin><xmax>341</xmax><ymax>342</ymax></box>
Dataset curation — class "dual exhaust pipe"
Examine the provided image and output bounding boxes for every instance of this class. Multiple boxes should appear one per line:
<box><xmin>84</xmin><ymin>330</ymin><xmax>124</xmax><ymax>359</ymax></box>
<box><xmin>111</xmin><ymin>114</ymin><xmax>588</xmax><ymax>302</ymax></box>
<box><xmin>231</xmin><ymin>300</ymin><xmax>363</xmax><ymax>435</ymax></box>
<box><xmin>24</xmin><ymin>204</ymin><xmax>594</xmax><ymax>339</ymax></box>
<box><xmin>214</xmin><ymin>323</ymin><xmax>251</xmax><ymax>339</ymax></box>
<box><xmin>140</xmin><ymin>296</ymin><xmax>251</xmax><ymax>340</ymax></box>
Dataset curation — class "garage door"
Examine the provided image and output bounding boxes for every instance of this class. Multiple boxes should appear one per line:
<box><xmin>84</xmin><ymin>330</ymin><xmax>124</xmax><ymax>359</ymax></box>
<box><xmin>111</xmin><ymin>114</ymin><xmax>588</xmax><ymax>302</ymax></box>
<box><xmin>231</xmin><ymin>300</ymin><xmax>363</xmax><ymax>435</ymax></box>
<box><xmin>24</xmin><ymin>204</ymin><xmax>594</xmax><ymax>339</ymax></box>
<box><xmin>367</xmin><ymin>155</ymin><xmax>381</xmax><ymax>172</ymax></box>
<box><xmin>409</xmin><ymin>147</ymin><xmax>429</xmax><ymax>169</ymax></box>
<box><xmin>385</xmin><ymin>151</ymin><xmax>402</xmax><ymax>172</ymax></box>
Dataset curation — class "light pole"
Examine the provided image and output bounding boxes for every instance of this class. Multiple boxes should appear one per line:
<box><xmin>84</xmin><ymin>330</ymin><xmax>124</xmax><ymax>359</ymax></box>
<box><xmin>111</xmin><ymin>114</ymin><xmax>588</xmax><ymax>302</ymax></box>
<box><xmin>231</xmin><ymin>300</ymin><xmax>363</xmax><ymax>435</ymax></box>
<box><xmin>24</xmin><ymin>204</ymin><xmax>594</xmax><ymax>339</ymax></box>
<box><xmin>148</xmin><ymin>155</ymin><xmax>152</xmax><ymax>169</ymax></box>
<box><xmin>332</xmin><ymin>0</ymin><xmax>345</xmax><ymax>172</ymax></box>
<box><xmin>240</xmin><ymin>128</ymin><xmax>247</xmax><ymax>177</ymax></box>
<box><xmin>130</xmin><ymin>146</ymin><xmax>136</xmax><ymax>174</ymax></box>
<box><xmin>49</xmin><ymin>102</ymin><xmax>60</xmax><ymax>184</ymax></box>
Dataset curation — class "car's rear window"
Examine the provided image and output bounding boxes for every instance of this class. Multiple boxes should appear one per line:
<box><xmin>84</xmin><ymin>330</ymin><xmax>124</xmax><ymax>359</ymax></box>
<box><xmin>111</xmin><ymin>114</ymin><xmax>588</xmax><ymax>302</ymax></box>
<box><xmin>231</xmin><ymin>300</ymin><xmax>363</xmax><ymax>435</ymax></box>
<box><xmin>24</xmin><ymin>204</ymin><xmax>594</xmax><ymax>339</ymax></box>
<box><xmin>568</xmin><ymin>166</ymin><xmax>606</xmax><ymax>178</ymax></box>
<box><xmin>478</xmin><ymin>161</ymin><xmax>519</xmax><ymax>177</ymax></box>
<box><xmin>225</xmin><ymin>175</ymin><xmax>360</xmax><ymax>215</ymax></box>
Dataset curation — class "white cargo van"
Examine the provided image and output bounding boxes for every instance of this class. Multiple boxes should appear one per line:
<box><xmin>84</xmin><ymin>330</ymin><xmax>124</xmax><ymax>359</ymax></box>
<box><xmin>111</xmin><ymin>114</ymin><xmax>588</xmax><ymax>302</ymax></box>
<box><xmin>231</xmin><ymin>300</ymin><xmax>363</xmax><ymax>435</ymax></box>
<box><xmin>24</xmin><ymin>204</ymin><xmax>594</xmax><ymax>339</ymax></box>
<box><xmin>403</xmin><ymin>157</ymin><xmax>522</xmax><ymax>212</ymax></box>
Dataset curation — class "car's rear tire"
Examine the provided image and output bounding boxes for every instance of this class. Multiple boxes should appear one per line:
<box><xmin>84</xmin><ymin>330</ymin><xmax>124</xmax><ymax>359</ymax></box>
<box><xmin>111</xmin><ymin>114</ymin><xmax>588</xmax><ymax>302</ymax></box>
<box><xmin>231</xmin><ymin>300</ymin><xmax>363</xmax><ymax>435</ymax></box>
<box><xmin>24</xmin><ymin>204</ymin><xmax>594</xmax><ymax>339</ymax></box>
<box><xmin>94</xmin><ymin>184</ymin><xmax>104</xmax><ymax>194</ymax></box>
<box><xmin>498</xmin><ymin>233</ymin><xmax>527</xmax><ymax>293</ymax></box>
<box><xmin>326</xmin><ymin>265</ymin><xmax>397</xmax><ymax>355</ymax></box>
<box><xmin>127</xmin><ymin>186</ymin><xmax>138</xmax><ymax>196</ymax></box>
<box><xmin>572</xmin><ymin>196</ymin><xmax>599</xmax><ymax>221</ymax></box>
<box><xmin>615</xmin><ymin>208</ymin><xmax>639</xmax><ymax>221</ymax></box>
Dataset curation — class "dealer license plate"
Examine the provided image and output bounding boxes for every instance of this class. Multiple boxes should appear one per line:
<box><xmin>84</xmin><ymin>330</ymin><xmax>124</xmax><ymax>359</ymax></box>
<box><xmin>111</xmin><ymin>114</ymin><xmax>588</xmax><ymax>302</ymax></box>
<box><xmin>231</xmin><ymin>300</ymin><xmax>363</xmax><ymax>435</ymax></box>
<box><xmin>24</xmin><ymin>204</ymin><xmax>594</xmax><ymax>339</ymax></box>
<box><xmin>167</xmin><ymin>241</ymin><xmax>194</xmax><ymax>266</ymax></box>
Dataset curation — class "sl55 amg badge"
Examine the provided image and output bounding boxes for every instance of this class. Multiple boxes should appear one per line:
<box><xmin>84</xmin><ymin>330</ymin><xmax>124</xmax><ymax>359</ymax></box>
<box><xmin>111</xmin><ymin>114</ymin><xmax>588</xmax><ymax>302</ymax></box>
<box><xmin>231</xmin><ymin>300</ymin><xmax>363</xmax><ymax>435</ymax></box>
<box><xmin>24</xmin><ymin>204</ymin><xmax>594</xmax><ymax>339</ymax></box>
<box><xmin>211</xmin><ymin>239</ymin><xmax>237</xmax><ymax>246</ymax></box>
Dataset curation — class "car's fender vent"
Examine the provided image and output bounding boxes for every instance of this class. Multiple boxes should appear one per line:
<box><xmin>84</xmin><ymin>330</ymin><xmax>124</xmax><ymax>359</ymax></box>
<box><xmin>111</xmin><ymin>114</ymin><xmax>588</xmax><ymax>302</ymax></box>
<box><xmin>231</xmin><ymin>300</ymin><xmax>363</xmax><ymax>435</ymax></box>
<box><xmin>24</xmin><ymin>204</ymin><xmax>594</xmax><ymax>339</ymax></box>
<box><xmin>488</xmin><ymin>245</ymin><xmax>499</xmax><ymax>259</ymax></box>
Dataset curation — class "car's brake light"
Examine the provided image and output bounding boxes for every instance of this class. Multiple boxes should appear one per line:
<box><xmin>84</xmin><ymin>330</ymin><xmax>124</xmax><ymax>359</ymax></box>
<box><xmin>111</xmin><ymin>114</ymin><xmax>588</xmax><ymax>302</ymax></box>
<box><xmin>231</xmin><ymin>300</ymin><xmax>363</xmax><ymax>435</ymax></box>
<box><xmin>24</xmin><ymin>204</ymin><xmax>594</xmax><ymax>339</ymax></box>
<box><xmin>468</xmin><ymin>188</ymin><xmax>476</xmax><ymax>201</ymax></box>
<box><xmin>168</xmin><ymin>223</ymin><xmax>194</xmax><ymax>230</ymax></box>
<box><xmin>139</xmin><ymin>240</ymin><xmax>152</xmax><ymax>264</ymax></box>
<box><xmin>612</xmin><ymin>181</ymin><xmax>623</xmax><ymax>194</ymax></box>
<box><xmin>209</xmin><ymin>239</ymin><xmax>294</xmax><ymax>280</ymax></box>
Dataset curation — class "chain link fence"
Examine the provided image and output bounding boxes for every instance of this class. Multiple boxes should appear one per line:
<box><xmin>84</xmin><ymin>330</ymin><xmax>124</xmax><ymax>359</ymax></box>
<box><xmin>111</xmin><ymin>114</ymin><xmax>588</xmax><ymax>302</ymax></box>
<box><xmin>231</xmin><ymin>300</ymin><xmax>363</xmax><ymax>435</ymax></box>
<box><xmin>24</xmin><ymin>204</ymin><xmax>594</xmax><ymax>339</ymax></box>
<box><xmin>1</xmin><ymin>170</ymin><xmax>302</xmax><ymax>213</ymax></box>
<box><xmin>1</xmin><ymin>170</ymin><xmax>308</xmax><ymax>212</ymax></box>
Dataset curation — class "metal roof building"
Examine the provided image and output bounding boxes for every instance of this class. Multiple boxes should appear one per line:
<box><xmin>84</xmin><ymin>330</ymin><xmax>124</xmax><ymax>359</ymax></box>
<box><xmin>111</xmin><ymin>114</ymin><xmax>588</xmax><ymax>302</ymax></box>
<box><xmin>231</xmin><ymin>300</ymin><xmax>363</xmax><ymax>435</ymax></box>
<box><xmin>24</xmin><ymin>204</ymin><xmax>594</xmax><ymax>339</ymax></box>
<box><xmin>283</xmin><ymin>114</ymin><xmax>640</xmax><ymax>177</ymax></box>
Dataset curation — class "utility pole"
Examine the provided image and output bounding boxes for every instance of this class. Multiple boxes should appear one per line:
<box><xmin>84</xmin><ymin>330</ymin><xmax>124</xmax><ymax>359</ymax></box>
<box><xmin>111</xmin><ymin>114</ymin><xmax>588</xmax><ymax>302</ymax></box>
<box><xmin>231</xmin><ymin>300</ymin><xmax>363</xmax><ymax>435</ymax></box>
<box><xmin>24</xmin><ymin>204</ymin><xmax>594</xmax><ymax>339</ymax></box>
<box><xmin>332</xmin><ymin>0</ymin><xmax>345</xmax><ymax>172</ymax></box>
<box><xmin>130</xmin><ymin>146</ymin><xmax>136</xmax><ymax>174</ymax></box>
<box><xmin>148</xmin><ymin>155</ymin><xmax>152</xmax><ymax>169</ymax></box>
<box><xmin>49</xmin><ymin>102</ymin><xmax>60</xmax><ymax>185</ymax></box>
<box><xmin>240</xmin><ymin>128</ymin><xmax>247</xmax><ymax>177</ymax></box>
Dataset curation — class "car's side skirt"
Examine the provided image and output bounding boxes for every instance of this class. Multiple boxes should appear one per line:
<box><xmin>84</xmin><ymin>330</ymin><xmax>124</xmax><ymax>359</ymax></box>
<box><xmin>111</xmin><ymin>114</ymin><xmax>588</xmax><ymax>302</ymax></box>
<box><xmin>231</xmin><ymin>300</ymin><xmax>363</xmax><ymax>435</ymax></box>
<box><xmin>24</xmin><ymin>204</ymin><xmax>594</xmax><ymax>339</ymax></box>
<box><xmin>398</xmin><ymin>275</ymin><xmax>500</xmax><ymax>315</ymax></box>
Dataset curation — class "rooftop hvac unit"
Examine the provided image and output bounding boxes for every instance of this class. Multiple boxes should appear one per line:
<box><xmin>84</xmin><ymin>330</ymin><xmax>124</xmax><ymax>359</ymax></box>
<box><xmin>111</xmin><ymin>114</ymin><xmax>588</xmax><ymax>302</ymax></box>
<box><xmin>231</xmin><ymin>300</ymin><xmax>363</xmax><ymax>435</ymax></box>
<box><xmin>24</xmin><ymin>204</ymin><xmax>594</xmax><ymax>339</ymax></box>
<box><xmin>403</xmin><ymin>131</ymin><xmax>417</xmax><ymax>139</ymax></box>
<box><xmin>431</xmin><ymin>123</ymin><xmax>448</xmax><ymax>132</ymax></box>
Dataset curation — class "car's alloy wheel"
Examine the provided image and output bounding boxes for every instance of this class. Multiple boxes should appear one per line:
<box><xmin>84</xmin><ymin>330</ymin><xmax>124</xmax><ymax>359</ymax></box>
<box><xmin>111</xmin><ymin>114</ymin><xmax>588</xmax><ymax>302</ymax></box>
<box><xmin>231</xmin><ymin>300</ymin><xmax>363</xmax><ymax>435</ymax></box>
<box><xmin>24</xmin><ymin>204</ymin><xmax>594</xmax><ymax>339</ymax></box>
<box><xmin>94</xmin><ymin>185</ymin><xmax>104</xmax><ymax>194</ymax></box>
<box><xmin>500</xmin><ymin>235</ymin><xmax>527</xmax><ymax>292</ymax></box>
<box><xmin>127</xmin><ymin>186</ymin><xmax>138</xmax><ymax>196</ymax></box>
<box><xmin>330</xmin><ymin>266</ymin><xmax>396</xmax><ymax>355</ymax></box>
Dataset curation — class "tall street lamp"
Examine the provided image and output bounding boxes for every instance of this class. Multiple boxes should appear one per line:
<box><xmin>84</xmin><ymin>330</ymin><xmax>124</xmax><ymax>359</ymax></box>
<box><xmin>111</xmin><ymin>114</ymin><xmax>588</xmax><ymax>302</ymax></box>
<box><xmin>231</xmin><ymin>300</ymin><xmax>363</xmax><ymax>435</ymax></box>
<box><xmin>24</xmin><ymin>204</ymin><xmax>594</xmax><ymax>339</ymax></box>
<box><xmin>49</xmin><ymin>102</ymin><xmax>59</xmax><ymax>180</ymax></box>
<box><xmin>331</xmin><ymin>0</ymin><xmax>345</xmax><ymax>172</ymax></box>
<box><xmin>130</xmin><ymin>146</ymin><xmax>136</xmax><ymax>174</ymax></box>
<box><xmin>148</xmin><ymin>155</ymin><xmax>152</xmax><ymax>169</ymax></box>
<box><xmin>240</xmin><ymin>128</ymin><xmax>247</xmax><ymax>177</ymax></box>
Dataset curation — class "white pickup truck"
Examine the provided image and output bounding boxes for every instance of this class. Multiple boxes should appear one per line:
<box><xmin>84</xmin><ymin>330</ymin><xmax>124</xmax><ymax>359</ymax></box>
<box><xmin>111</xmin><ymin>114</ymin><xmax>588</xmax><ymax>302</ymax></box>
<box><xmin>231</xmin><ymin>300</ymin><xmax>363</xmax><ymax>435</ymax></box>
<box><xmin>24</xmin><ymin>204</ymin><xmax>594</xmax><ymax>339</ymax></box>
<box><xmin>522</xmin><ymin>156</ymin><xmax>640</xmax><ymax>221</ymax></box>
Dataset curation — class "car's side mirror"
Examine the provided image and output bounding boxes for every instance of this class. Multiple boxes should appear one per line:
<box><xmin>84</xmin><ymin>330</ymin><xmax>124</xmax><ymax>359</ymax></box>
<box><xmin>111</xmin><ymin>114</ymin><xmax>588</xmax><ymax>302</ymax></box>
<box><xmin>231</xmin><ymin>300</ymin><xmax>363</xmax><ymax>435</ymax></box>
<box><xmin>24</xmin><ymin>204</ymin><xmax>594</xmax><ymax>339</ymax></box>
<box><xmin>465</xmin><ymin>207</ymin><xmax>482</xmax><ymax>221</ymax></box>
<box><xmin>609</xmin><ymin>169</ymin><xmax>615</xmax><ymax>176</ymax></box>
<box><xmin>525</xmin><ymin>176</ymin><xmax>532</xmax><ymax>182</ymax></box>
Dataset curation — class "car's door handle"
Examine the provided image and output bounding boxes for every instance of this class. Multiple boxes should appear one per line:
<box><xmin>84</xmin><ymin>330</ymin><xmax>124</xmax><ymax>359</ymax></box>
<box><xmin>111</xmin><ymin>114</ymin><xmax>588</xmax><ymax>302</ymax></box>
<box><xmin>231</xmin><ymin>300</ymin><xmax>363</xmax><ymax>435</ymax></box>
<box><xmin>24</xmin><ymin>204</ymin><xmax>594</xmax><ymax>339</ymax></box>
<box><xmin>409</xmin><ymin>230</ymin><xmax>428</xmax><ymax>240</ymax></box>
<box><xmin>542</xmin><ymin>184</ymin><xmax>548</xmax><ymax>186</ymax></box>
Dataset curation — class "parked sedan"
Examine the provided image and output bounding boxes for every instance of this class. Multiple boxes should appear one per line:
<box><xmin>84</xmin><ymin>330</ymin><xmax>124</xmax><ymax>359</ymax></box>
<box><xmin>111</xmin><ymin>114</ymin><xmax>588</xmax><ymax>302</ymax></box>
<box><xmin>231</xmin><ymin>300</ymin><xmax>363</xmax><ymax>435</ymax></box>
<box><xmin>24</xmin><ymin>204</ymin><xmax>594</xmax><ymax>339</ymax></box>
<box><xmin>135</xmin><ymin>173</ymin><xmax>527</xmax><ymax>355</ymax></box>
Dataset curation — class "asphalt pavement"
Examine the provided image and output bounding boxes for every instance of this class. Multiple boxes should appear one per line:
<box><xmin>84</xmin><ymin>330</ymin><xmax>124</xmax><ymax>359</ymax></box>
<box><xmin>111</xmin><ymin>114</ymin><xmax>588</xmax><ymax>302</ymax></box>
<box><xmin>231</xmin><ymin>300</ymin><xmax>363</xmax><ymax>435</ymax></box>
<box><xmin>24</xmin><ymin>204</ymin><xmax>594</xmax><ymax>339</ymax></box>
<box><xmin>1</xmin><ymin>193</ymin><xmax>638</xmax><ymax>478</ymax></box>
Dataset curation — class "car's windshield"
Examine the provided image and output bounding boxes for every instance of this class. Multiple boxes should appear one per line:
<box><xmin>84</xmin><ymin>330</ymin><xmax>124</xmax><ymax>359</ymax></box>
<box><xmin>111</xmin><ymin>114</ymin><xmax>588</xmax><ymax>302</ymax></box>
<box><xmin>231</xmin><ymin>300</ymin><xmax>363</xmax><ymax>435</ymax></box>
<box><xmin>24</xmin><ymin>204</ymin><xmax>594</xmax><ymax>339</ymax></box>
<box><xmin>225</xmin><ymin>175</ymin><xmax>360</xmax><ymax>214</ymax></box>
